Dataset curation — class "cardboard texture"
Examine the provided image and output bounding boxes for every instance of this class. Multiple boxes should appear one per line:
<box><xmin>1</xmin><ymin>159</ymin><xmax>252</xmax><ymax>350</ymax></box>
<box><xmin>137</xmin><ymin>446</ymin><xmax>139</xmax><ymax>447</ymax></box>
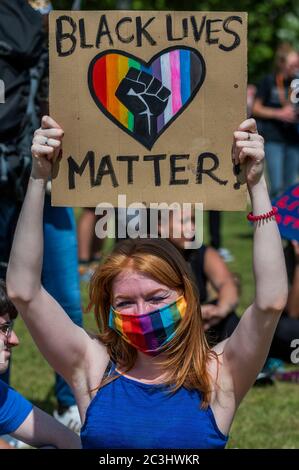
<box><xmin>49</xmin><ymin>10</ymin><xmax>248</xmax><ymax>209</ymax></box>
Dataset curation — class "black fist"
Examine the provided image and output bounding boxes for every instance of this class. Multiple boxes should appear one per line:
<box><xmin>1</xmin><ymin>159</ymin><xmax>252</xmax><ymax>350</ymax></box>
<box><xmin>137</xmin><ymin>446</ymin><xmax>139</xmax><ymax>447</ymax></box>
<box><xmin>116</xmin><ymin>67</ymin><xmax>171</xmax><ymax>138</ymax></box>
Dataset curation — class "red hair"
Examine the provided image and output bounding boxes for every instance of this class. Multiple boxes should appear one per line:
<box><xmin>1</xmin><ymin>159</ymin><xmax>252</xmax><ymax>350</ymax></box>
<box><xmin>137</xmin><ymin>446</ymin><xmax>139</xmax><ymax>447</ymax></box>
<box><xmin>88</xmin><ymin>238</ymin><xmax>217</xmax><ymax>407</ymax></box>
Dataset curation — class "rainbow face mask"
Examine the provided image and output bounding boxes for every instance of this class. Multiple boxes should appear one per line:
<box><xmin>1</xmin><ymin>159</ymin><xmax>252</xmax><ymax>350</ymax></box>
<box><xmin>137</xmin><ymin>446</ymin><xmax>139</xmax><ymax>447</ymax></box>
<box><xmin>108</xmin><ymin>296</ymin><xmax>187</xmax><ymax>356</ymax></box>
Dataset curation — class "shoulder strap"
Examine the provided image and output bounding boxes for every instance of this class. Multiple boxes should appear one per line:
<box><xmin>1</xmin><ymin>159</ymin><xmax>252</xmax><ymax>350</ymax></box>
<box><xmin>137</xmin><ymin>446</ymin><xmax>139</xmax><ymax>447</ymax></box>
<box><xmin>25</xmin><ymin>49</ymin><xmax>48</xmax><ymax>129</ymax></box>
<box><xmin>107</xmin><ymin>361</ymin><xmax>117</xmax><ymax>376</ymax></box>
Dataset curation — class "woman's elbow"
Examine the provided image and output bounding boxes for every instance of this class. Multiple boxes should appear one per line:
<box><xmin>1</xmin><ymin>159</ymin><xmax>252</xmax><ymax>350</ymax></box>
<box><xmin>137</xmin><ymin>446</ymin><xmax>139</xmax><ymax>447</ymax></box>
<box><xmin>6</xmin><ymin>283</ymin><xmax>35</xmax><ymax>305</ymax></box>
<box><xmin>255</xmin><ymin>294</ymin><xmax>288</xmax><ymax>315</ymax></box>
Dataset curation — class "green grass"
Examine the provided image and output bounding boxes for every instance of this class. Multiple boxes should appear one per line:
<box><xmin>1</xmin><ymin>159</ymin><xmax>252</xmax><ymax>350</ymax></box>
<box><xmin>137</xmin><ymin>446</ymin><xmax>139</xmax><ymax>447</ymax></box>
<box><xmin>9</xmin><ymin>211</ymin><xmax>299</xmax><ymax>448</ymax></box>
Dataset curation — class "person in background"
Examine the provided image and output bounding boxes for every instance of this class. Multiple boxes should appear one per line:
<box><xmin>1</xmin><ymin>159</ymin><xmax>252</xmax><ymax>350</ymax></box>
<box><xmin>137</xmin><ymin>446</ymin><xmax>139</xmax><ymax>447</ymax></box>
<box><xmin>208</xmin><ymin>212</ymin><xmax>234</xmax><ymax>263</ymax></box>
<box><xmin>0</xmin><ymin>280</ymin><xmax>81</xmax><ymax>449</ymax></box>
<box><xmin>161</xmin><ymin>211</ymin><xmax>240</xmax><ymax>344</ymax></box>
<box><xmin>253</xmin><ymin>44</ymin><xmax>299</xmax><ymax>198</ymax></box>
<box><xmin>254</xmin><ymin>240</ymin><xmax>299</xmax><ymax>384</ymax></box>
<box><xmin>77</xmin><ymin>208</ymin><xmax>106</xmax><ymax>282</ymax></box>
<box><xmin>247</xmin><ymin>84</ymin><xmax>257</xmax><ymax>118</ymax></box>
<box><xmin>269</xmin><ymin>240</ymin><xmax>299</xmax><ymax>361</ymax></box>
<box><xmin>77</xmin><ymin>209</ymin><xmax>98</xmax><ymax>270</ymax></box>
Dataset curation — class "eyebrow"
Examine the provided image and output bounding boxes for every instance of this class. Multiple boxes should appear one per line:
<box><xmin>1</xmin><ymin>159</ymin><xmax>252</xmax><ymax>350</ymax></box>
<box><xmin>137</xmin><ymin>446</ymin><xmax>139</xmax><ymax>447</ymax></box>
<box><xmin>114</xmin><ymin>288</ymin><xmax>170</xmax><ymax>302</ymax></box>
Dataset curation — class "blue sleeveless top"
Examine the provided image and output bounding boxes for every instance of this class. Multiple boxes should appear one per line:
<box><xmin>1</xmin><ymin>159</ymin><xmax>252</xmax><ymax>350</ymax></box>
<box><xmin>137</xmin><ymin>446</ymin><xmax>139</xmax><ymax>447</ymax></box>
<box><xmin>80</xmin><ymin>368</ymin><xmax>228</xmax><ymax>449</ymax></box>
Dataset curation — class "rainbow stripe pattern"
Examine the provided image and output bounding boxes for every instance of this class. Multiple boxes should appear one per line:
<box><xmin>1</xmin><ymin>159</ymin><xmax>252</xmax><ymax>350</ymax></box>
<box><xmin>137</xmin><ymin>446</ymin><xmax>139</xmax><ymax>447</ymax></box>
<box><xmin>109</xmin><ymin>296</ymin><xmax>187</xmax><ymax>355</ymax></box>
<box><xmin>88</xmin><ymin>47</ymin><xmax>205</xmax><ymax>149</ymax></box>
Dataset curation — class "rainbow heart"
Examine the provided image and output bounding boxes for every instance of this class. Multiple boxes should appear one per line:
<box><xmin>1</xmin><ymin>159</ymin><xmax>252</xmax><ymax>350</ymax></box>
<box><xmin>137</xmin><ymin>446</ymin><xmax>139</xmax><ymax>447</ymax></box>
<box><xmin>88</xmin><ymin>47</ymin><xmax>206</xmax><ymax>150</ymax></box>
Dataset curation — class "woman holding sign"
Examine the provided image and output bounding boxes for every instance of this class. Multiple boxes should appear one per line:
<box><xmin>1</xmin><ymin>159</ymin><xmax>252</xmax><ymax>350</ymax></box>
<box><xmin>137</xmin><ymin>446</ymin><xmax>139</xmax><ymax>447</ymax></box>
<box><xmin>7</xmin><ymin>116</ymin><xmax>287</xmax><ymax>448</ymax></box>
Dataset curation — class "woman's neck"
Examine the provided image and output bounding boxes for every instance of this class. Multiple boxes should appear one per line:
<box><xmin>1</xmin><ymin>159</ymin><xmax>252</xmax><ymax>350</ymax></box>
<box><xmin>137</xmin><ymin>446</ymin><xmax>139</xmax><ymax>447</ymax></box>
<box><xmin>117</xmin><ymin>352</ymin><xmax>167</xmax><ymax>383</ymax></box>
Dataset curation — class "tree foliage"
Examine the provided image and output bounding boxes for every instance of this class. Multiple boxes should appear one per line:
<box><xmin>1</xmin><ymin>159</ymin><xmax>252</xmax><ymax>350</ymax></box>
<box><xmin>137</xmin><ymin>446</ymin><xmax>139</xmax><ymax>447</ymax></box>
<box><xmin>52</xmin><ymin>0</ymin><xmax>299</xmax><ymax>82</ymax></box>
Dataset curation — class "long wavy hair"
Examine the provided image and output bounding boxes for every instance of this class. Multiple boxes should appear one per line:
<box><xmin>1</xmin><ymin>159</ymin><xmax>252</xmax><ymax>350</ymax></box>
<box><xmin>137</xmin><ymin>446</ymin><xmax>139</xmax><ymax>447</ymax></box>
<box><xmin>88</xmin><ymin>238</ymin><xmax>218</xmax><ymax>407</ymax></box>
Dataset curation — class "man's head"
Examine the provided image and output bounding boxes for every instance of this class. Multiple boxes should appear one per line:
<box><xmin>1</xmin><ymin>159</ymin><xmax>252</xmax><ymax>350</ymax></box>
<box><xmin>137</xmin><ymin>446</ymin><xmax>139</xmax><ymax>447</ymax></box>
<box><xmin>0</xmin><ymin>280</ymin><xmax>19</xmax><ymax>373</ymax></box>
<box><xmin>158</xmin><ymin>209</ymin><xmax>197</xmax><ymax>251</ymax></box>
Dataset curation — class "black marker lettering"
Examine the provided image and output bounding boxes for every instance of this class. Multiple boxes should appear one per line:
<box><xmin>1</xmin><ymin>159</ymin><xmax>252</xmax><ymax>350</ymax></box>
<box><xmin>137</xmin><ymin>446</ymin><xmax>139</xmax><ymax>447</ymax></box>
<box><xmin>196</xmin><ymin>152</ymin><xmax>228</xmax><ymax>185</ymax></box>
<box><xmin>116</xmin><ymin>17</ymin><xmax>134</xmax><ymax>44</ymax></box>
<box><xmin>79</xmin><ymin>18</ymin><xmax>93</xmax><ymax>49</ymax></box>
<box><xmin>117</xmin><ymin>155</ymin><xmax>139</xmax><ymax>184</ymax></box>
<box><xmin>219</xmin><ymin>16</ymin><xmax>242</xmax><ymax>52</ymax></box>
<box><xmin>190</xmin><ymin>15</ymin><xmax>206</xmax><ymax>42</ymax></box>
<box><xmin>206</xmin><ymin>19</ymin><xmax>222</xmax><ymax>45</ymax></box>
<box><xmin>96</xmin><ymin>15</ymin><xmax>114</xmax><ymax>48</ymax></box>
<box><xmin>94</xmin><ymin>155</ymin><xmax>119</xmax><ymax>187</ymax></box>
<box><xmin>169</xmin><ymin>155</ymin><xmax>189</xmax><ymax>185</ymax></box>
<box><xmin>143</xmin><ymin>155</ymin><xmax>166</xmax><ymax>186</ymax></box>
<box><xmin>56</xmin><ymin>15</ymin><xmax>77</xmax><ymax>57</ymax></box>
<box><xmin>68</xmin><ymin>151</ymin><xmax>94</xmax><ymax>189</ymax></box>
<box><xmin>136</xmin><ymin>16</ymin><xmax>157</xmax><ymax>47</ymax></box>
<box><xmin>166</xmin><ymin>14</ymin><xmax>188</xmax><ymax>41</ymax></box>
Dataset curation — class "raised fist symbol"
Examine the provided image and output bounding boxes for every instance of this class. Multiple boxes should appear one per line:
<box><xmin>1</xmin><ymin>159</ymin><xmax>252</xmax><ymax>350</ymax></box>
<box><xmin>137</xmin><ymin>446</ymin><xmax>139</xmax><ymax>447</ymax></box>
<box><xmin>116</xmin><ymin>67</ymin><xmax>171</xmax><ymax>139</ymax></box>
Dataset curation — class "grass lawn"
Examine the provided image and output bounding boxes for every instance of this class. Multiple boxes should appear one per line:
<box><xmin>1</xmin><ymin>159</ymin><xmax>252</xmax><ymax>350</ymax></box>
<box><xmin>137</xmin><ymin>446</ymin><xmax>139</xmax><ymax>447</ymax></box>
<box><xmin>9</xmin><ymin>210</ymin><xmax>299</xmax><ymax>448</ymax></box>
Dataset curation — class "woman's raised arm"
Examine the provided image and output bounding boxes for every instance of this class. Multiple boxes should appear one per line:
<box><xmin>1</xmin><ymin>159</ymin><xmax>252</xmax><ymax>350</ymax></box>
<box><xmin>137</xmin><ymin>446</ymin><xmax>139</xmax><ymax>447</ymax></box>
<box><xmin>217</xmin><ymin>119</ymin><xmax>288</xmax><ymax>405</ymax></box>
<box><xmin>7</xmin><ymin>116</ymin><xmax>109</xmax><ymax>390</ymax></box>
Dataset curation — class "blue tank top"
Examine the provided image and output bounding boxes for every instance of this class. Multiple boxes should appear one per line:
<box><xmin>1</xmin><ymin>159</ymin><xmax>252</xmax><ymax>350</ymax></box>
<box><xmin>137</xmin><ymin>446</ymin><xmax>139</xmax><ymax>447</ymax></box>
<box><xmin>80</xmin><ymin>367</ymin><xmax>228</xmax><ymax>449</ymax></box>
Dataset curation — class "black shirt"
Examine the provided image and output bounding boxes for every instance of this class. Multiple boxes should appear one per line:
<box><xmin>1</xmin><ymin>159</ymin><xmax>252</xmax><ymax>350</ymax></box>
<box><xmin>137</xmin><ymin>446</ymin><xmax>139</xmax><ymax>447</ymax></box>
<box><xmin>255</xmin><ymin>74</ymin><xmax>299</xmax><ymax>144</ymax></box>
<box><xmin>184</xmin><ymin>245</ymin><xmax>208</xmax><ymax>304</ymax></box>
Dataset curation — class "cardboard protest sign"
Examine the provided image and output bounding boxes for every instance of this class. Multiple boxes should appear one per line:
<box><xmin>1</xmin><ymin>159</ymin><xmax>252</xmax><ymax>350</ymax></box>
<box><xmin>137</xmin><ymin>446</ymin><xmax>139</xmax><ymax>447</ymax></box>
<box><xmin>49</xmin><ymin>11</ymin><xmax>248</xmax><ymax>209</ymax></box>
<box><xmin>273</xmin><ymin>184</ymin><xmax>299</xmax><ymax>241</ymax></box>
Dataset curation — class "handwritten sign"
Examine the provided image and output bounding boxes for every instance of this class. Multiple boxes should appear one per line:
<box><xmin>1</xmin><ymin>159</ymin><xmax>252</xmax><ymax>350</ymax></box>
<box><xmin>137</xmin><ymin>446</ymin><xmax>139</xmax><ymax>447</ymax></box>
<box><xmin>49</xmin><ymin>11</ymin><xmax>248</xmax><ymax>208</ymax></box>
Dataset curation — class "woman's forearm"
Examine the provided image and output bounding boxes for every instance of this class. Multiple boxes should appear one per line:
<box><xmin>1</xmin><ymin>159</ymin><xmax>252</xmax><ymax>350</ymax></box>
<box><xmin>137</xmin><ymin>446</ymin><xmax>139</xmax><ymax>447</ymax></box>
<box><xmin>7</xmin><ymin>174</ymin><xmax>47</xmax><ymax>301</ymax></box>
<box><xmin>249</xmin><ymin>176</ymin><xmax>288</xmax><ymax>312</ymax></box>
<box><xmin>13</xmin><ymin>407</ymin><xmax>81</xmax><ymax>449</ymax></box>
<box><xmin>7</xmin><ymin>116</ymin><xmax>63</xmax><ymax>301</ymax></box>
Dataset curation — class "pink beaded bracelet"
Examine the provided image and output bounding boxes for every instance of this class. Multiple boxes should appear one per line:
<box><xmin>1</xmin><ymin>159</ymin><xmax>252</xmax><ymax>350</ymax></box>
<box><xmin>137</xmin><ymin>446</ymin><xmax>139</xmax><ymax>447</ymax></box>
<box><xmin>247</xmin><ymin>206</ymin><xmax>278</xmax><ymax>222</ymax></box>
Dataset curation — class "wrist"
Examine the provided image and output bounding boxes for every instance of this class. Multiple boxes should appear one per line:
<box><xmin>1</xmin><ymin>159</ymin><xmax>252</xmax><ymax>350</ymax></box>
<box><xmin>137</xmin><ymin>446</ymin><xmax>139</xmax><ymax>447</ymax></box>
<box><xmin>247</xmin><ymin>174</ymin><xmax>268</xmax><ymax>195</ymax></box>
<box><xmin>29</xmin><ymin>172</ymin><xmax>48</xmax><ymax>187</ymax></box>
<box><xmin>216</xmin><ymin>303</ymin><xmax>230</xmax><ymax>317</ymax></box>
<box><xmin>30</xmin><ymin>166</ymin><xmax>50</xmax><ymax>182</ymax></box>
<box><xmin>271</xmin><ymin>107</ymin><xmax>284</xmax><ymax>120</ymax></box>
<box><xmin>31</xmin><ymin>157</ymin><xmax>52</xmax><ymax>181</ymax></box>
